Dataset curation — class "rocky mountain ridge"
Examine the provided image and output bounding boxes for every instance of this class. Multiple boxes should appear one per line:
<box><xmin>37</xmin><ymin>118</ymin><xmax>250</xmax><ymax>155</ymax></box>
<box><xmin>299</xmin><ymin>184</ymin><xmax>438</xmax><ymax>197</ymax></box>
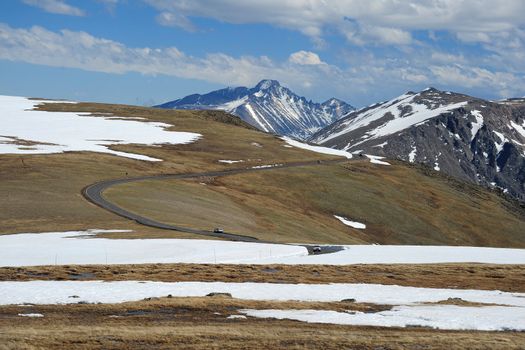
<box><xmin>310</xmin><ymin>88</ymin><xmax>525</xmax><ymax>200</ymax></box>
<box><xmin>156</xmin><ymin>80</ymin><xmax>354</xmax><ymax>139</ymax></box>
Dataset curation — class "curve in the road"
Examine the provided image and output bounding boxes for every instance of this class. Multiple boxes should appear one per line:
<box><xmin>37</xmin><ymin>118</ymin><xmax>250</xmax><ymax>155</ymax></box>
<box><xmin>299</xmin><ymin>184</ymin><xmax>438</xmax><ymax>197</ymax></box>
<box><xmin>82</xmin><ymin>158</ymin><xmax>348</xmax><ymax>253</ymax></box>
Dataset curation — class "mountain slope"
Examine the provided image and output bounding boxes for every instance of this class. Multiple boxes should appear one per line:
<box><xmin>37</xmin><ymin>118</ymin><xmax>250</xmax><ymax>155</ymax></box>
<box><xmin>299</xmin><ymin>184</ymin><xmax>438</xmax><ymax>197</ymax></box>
<box><xmin>310</xmin><ymin>88</ymin><xmax>525</xmax><ymax>200</ymax></box>
<box><xmin>1</xmin><ymin>96</ymin><xmax>524</xmax><ymax>247</ymax></box>
<box><xmin>156</xmin><ymin>80</ymin><xmax>354</xmax><ymax>139</ymax></box>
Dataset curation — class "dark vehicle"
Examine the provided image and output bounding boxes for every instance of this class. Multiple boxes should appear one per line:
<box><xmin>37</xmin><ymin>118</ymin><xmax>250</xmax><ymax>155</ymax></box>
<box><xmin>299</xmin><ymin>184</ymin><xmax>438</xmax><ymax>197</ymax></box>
<box><xmin>312</xmin><ymin>245</ymin><xmax>322</xmax><ymax>254</ymax></box>
<box><xmin>213</xmin><ymin>228</ymin><xmax>224</xmax><ymax>233</ymax></box>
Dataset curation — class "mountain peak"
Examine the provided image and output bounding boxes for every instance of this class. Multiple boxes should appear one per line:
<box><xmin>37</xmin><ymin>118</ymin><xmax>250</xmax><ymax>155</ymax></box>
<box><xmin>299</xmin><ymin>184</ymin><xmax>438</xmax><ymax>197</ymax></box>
<box><xmin>255</xmin><ymin>79</ymin><xmax>281</xmax><ymax>90</ymax></box>
<box><xmin>422</xmin><ymin>87</ymin><xmax>440</xmax><ymax>93</ymax></box>
<box><xmin>322</xmin><ymin>97</ymin><xmax>346</xmax><ymax>105</ymax></box>
<box><xmin>156</xmin><ymin>80</ymin><xmax>353</xmax><ymax>139</ymax></box>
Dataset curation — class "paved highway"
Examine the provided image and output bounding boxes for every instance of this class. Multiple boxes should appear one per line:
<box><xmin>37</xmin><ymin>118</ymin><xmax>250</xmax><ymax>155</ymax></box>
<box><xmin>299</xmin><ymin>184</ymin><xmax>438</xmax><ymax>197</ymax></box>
<box><xmin>82</xmin><ymin>159</ymin><xmax>347</xmax><ymax>254</ymax></box>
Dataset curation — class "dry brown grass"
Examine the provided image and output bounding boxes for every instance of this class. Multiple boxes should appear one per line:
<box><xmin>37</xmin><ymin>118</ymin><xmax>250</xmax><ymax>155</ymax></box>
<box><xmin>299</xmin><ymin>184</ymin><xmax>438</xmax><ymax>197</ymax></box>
<box><xmin>2</xmin><ymin>263</ymin><xmax>524</xmax><ymax>292</ymax></box>
<box><xmin>426</xmin><ymin>298</ymin><xmax>505</xmax><ymax>307</ymax></box>
<box><xmin>0</xmin><ymin>297</ymin><xmax>523</xmax><ymax>350</ymax></box>
<box><xmin>0</xmin><ymin>102</ymin><xmax>333</xmax><ymax>236</ymax></box>
<box><xmin>105</xmin><ymin>160</ymin><xmax>525</xmax><ymax>246</ymax></box>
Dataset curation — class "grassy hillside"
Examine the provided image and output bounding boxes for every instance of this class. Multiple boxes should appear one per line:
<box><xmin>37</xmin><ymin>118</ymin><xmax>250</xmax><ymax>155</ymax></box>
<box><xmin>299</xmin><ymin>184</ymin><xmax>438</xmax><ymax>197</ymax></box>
<box><xmin>2</xmin><ymin>100</ymin><xmax>524</xmax><ymax>247</ymax></box>
<box><xmin>105</xmin><ymin>160</ymin><xmax>525</xmax><ymax>246</ymax></box>
<box><xmin>0</xmin><ymin>101</ymin><xmax>338</xmax><ymax>236</ymax></box>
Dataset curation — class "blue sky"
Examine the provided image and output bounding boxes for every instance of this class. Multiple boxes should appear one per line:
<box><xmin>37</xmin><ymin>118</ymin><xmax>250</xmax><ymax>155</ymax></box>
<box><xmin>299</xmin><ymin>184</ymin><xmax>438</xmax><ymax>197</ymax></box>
<box><xmin>1</xmin><ymin>0</ymin><xmax>525</xmax><ymax>107</ymax></box>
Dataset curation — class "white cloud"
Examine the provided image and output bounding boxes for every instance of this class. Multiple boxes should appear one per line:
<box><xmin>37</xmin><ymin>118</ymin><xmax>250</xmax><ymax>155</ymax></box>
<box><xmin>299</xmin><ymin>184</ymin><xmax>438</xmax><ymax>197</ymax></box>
<box><xmin>288</xmin><ymin>51</ymin><xmax>324</xmax><ymax>65</ymax></box>
<box><xmin>430</xmin><ymin>64</ymin><xmax>521</xmax><ymax>97</ymax></box>
<box><xmin>140</xmin><ymin>0</ymin><xmax>525</xmax><ymax>86</ymax></box>
<box><xmin>341</xmin><ymin>18</ymin><xmax>413</xmax><ymax>46</ymax></box>
<box><xmin>156</xmin><ymin>11</ymin><xmax>197</xmax><ymax>32</ymax></box>
<box><xmin>142</xmin><ymin>0</ymin><xmax>525</xmax><ymax>46</ymax></box>
<box><xmin>456</xmin><ymin>31</ymin><xmax>492</xmax><ymax>43</ymax></box>
<box><xmin>22</xmin><ymin>0</ymin><xmax>85</xmax><ymax>16</ymax></box>
<box><xmin>0</xmin><ymin>24</ymin><xmax>334</xmax><ymax>90</ymax></box>
<box><xmin>0</xmin><ymin>23</ymin><xmax>524</xmax><ymax>105</ymax></box>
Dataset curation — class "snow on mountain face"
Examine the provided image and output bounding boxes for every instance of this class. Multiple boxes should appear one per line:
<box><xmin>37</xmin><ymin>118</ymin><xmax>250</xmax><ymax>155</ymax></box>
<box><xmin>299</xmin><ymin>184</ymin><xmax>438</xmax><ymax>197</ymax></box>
<box><xmin>156</xmin><ymin>80</ymin><xmax>354</xmax><ymax>139</ymax></box>
<box><xmin>311</xmin><ymin>89</ymin><xmax>468</xmax><ymax>146</ymax></box>
<box><xmin>310</xmin><ymin>88</ymin><xmax>525</xmax><ymax>200</ymax></box>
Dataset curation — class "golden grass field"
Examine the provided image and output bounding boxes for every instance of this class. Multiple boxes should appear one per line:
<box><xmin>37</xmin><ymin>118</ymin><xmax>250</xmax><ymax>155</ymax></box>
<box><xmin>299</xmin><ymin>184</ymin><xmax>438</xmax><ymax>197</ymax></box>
<box><xmin>1</xmin><ymin>297</ymin><xmax>524</xmax><ymax>350</ymax></box>
<box><xmin>1</xmin><ymin>263</ymin><xmax>524</xmax><ymax>292</ymax></box>
<box><xmin>2</xmin><ymin>263</ymin><xmax>524</xmax><ymax>349</ymax></box>
<box><xmin>105</xmin><ymin>160</ymin><xmax>525</xmax><ymax>245</ymax></box>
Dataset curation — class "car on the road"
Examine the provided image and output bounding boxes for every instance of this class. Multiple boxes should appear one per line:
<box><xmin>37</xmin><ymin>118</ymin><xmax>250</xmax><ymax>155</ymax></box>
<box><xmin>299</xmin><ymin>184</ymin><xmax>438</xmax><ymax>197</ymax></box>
<box><xmin>213</xmin><ymin>228</ymin><xmax>224</xmax><ymax>233</ymax></box>
<box><xmin>312</xmin><ymin>245</ymin><xmax>322</xmax><ymax>254</ymax></box>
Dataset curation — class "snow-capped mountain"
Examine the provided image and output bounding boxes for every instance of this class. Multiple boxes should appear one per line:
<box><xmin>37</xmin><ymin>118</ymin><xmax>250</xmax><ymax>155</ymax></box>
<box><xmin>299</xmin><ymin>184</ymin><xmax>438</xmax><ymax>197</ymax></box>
<box><xmin>310</xmin><ymin>88</ymin><xmax>525</xmax><ymax>200</ymax></box>
<box><xmin>156</xmin><ymin>80</ymin><xmax>354</xmax><ymax>139</ymax></box>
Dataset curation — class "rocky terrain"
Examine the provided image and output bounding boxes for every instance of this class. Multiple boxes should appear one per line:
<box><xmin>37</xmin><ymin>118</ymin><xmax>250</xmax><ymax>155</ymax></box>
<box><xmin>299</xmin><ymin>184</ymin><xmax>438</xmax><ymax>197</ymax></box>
<box><xmin>310</xmin><ymin>88</ymin><xmax>525</xmax><ymax>200</ymax></box>
<box><xmin>156</xmin><ymin>80</ymin><xmax>354</xmax><ymax>139</ymax></box>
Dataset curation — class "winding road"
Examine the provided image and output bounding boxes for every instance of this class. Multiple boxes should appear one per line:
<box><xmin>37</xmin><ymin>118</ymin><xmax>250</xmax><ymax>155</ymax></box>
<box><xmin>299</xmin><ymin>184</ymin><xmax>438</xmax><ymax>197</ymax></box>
<box><xmin>82</xmin><ymin>158</ymin><xmax>348</xmax><ymax>254</ymax></box>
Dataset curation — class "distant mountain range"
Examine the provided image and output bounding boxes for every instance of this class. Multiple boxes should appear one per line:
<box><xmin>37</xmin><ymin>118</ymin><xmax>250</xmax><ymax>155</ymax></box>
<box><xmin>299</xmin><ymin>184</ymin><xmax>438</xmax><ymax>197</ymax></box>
<box><xmin>156</xmin><ymin>79</ymin><xmax>354</xmax><ymax>139</ymax></box>
<box><xmin>156</xmin><ymin>82</ymin><xmax>525</xmax><ymax>201</ymax></box>
<box><xmin>310</xmin><ymin>88</ymin><xmax>525</xmax><ymax>200</ymax></box>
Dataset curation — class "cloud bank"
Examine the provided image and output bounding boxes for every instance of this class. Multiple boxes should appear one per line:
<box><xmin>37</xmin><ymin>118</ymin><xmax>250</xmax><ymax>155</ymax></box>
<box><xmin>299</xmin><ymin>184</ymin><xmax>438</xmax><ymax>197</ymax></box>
<box><xmin>0</xmin><ymin>22</ymin><xmax>524</xmax><ymax>105</ymax></box>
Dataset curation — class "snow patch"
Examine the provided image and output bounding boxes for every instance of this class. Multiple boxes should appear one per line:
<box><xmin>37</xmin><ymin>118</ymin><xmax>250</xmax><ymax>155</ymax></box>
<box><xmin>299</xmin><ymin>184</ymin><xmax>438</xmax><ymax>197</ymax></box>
<box><xmin>18</xmin><ymin>313</ymin><xmax>44</xmax><ymax>318</ymax></box>
<box><xmin>510</xmin><ymin>120</ymin><xmax>525</xmax><ymax>138</ymax></box>
<box><xmin>216</xmin><ymin>96</ymin><xmax>248</xmax><ymax>111</ymax></box>
<box><xmin>493</xmin><ymin>131</ymin><xmax>509</xmax><ymax>154</ymax></box>
<box><xmin>251</xmin><ymin>164</ymin><xmax>283</xmax><ymax>169</ymax></box>
<box><xmin>227</xmin><ymin>315</ymin><xmax>247</xmax><ymax>319</ymax></box>
<box><xmin>470</xmin><ymin>110</ymin><xmax>484</xmax><ymax>141</ymax></box>
<box><xmin>282</xmin><ymin>137</ymin><xmax>353</xmax><ymax>159</ymax></box>
<box><xmin>218</xmin><ymin>160</ymin><xmax>244</xmax><ymax>164</ymax></box>
<box><xmin>372</xmin><ymin>141</ymin><xmax>388</xmax><ymax>148</ymax></box>
<box><xmin>1</xmin><ymin>281</ymin><xmax>524</xmax><ymax>307</ymax></box>
<box><xmin>0</xmin><ymin>95</ymin><xmax>200</xmax><ymax>161</ymax></box>
<box><xmin>365</xmin><ymin>154</ymin><xmax>391</xmax><ymax>165</ymax></box>
<box><xmin>334</xmin><ymin>215</ymin><xmax>366</xmax><ymax>229</ymax></box>
<box><xmin>245</xmin><ymin>103</ymin><xmax>274</xmax><ymax>133</ymax></box>
<box><xmin>241</xmin><ymin>306</ymin><xmax>525</xmax><ymax>331</ymax></box>
<box><xmin>408</xmin><ymin>146</ymin><xmax>417</xmax><ymax>163</ymax></box>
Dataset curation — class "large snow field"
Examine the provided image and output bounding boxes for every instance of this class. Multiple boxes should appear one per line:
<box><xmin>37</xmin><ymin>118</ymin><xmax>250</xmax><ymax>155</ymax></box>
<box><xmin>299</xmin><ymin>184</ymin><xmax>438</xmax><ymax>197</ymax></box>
<box><xmin>2</xmin><ymin>230</ymin><xmax>525</xmax><ymax>267</ymax></box>
<box><xmin>3</xmin><ymin>230</ymin><xmax>525</xmax><ymax>332</ymax></box>
<box><xmin>276</xmin><ymin>244</ymin><xmax>525</xmax><ymax>265</ymax></box>
<box><xmin>2</xmin><ymin>281</ymin><xmax>524</xmax><ymax>306</ymax></box>
<box><xmin>0</xmin><ymin>230</ymin><xmax>306</xmax><ymax>267</ymax></box>
<box><xmin>2</xmin><ymin>280</ymin><xmax>525</xmax><ymax>331</ymax></box>
<box><xmin>0</xmin><ymin>95</ymin><xmax>201</xmax><ymax>161</ymax></box>
<box><xmin>241</xmin><ymin>305</ymin><xmax>525</xmax><ymax>331</ymax></box>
